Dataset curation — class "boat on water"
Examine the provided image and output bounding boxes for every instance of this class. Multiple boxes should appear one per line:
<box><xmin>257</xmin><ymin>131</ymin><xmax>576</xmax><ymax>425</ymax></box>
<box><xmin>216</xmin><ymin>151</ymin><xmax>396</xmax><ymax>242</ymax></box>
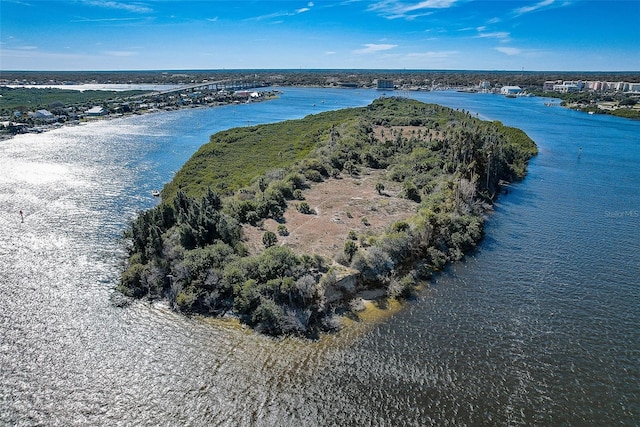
<box><xmin>151</xmin><ymin>190</ymin><xmax>160</xmax><ymax>197</ymax></box>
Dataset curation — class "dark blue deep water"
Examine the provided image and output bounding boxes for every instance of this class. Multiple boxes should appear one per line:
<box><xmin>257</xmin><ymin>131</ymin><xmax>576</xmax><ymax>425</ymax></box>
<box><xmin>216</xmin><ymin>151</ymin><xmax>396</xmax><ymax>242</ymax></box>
<box><xmin>1</xmin><ymin>88</ymin><xmax>638</xmax><ymax>426</ymax></box>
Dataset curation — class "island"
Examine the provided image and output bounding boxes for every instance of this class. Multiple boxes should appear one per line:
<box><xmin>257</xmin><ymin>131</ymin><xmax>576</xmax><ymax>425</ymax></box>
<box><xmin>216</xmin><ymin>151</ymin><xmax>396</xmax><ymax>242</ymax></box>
<box><xmin>117</xmin><ymin>96</ymin><xmax>537</xmax><ymax>337</ymax></box>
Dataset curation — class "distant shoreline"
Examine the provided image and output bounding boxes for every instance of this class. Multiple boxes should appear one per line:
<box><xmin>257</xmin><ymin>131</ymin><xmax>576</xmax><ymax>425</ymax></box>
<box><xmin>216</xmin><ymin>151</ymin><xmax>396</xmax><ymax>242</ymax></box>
<box><xmin>4</xmin><ymin>69</ymin><xmax>640</xmax><ymax>140</ymax></box>
<box><xmin>3</xmin><ymin>70</ymin><xmax>638</xmax><ymax>96</ymax></box>
<box><xmin>1</xmin><ymin>88</ymin><xmax>281</xmax><ymax>141</ymax></box>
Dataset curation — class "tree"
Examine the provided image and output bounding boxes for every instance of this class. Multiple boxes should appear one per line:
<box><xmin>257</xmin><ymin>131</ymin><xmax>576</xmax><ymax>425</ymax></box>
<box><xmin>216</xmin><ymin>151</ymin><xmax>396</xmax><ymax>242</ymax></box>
<box><xmin>344</xmin><ymin>240</ymin><xmax>358</xmax><ymax>262</ymax></box>
<box><xmin>403</xmin><ymin>181</ymin><xmax>421</xmax><ymax>202</ymax></box>
<box><xmin>252</xmin><ymin>298</ymin><xmax>284</xmax><ymax>335</ymax></box>
<box><xmin>119</xmin><ymin>263</ymin><xmax>148</xmax><ymax>298</ymax></box>
<box><xmin>263</xmin><ymin>231</ymin><xmax>278</xmax><ymax>248</ymax></box>
<box><xmin>620</xmin><ymin>97</ymin><xmax>637</xmax><ymax>106</ymax></box>
<box><xmin>257</xmin><ymin>176</ymin><xmax>267</xmax><ymax>192</ymax></box>
<box><xmin>277</xmin><ymin>224</ymin><xmax>289</xmax><ymax>236</ymax></box>
<box><xmin>344</xmin><ymin>160</ymin><xmax>358</xmax><ymax>176</ymax></box>
<box><xmin>201</xmin><ymin>187</ymin><xmax>222</xmax><ymax>211</ymax></box>
<box><xmin>375</xmin><ymin>182</ymin><xmax>385</xmax><ymax>195</ymax></box>
<box><xmin>293</xmin><ymin>189</ymin><xmax>305</xmax><ymax>200</ymax></box>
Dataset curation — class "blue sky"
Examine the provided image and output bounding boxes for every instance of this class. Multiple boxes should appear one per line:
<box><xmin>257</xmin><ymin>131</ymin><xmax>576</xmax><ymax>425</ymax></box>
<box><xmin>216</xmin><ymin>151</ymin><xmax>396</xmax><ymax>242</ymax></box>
<box><xmin>1</xmin><ymin>0</ymin><xmax>639</xmax><ymax>71</ymax></box>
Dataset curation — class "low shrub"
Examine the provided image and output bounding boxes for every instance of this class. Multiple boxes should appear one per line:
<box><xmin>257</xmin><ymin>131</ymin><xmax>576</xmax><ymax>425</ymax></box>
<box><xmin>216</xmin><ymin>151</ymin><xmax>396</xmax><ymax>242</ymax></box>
<box><xmin>297</xmin><ymin>201</ymin><xmax>314</xmax><ymax>214</ymax></box>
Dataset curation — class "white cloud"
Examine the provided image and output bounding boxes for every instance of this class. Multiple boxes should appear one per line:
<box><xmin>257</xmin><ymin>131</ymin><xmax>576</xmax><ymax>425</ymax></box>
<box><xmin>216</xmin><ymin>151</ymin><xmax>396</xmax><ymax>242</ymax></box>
<box><xmin>495</xmin><ymin>47</ymin><xmax>521</xmax><ymax>55</ymax></box>
<box><xmin>297</xmin><ymin>2</ymin><xmax>315</xmax><ymax>13</ymax></box>
<box><xmin>103</xmin><ymin>50</ymin><xmax>137</xmax><ymax>57</ymax></box>
<box><xmin>0</xmin><ymin>47</ymin><xmax>145</xmax><ymax>70</ymax></box>
<box><xmin>476</xmin><ymin>31</ymin><xmax>511</xmax><ymax>41</ymax></box>
<box><xmin>249</xmin><ymin>3</ymin><xmax>314</xmax><ymax>21</ymax></box>
<box><xmin>400</xmin><ymin>0</ymin><xmax>459</xmax><ymax>12</ymax></box>
<box><xmin>70</xmin><ymin>17</ymin><xmax>141</xmax><ymax>23</ymax></box>
<box><xmin>2</xmin><ymin>48</ymin><xmax>93</xmax><ymax>61</ymax></box>
<box><xmin>407</xmin><ymin>50</ymin><xmax>458</xmax><ymax>59</ymax></box>
<box><xmin>81</xmin><ymin>1</ymin><xmax>152</xmax><ymax>13</ymax></box>
<box><xmin>5</xmin><ymin>1</ymin><xmax>33</xmax><ymax>7</ymax></box>
<box><xmin>369</xmin><ymin>0</ymin><xmax>458</xmax><ymax>19</ymax></box>
<box><xmin>325</xmin><ymin>51</ymin><xmax>336</xmax><ymax>55</ymax></box>
<box><xmin>513</xmin><ymin>0</ymin><xmax>555</xmax><ymax>16</ymax></box>
<box><xmin>354</xmin><ymin>43</ymin><xmax>398</xmax><ymax>54</ymax></box>
<box><xmin>247</xmin><ymin>11</ymin><xmax>287</xmax><ymax>21</ymax></box>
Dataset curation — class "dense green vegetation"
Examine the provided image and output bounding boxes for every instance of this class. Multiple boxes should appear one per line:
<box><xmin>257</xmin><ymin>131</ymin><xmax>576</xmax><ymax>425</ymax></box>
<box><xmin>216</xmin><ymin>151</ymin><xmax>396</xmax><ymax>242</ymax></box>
<box><xmin>161</xmin><ymin>108</ymin><xmax>360</xmax><ymax>199</ymax></box>
<box><xmin>0</xmin><ymin>86</ymin><xmax>145</xmax><ymax>114</ymax></box>
<box><xmin>119</xmin><ymin>97</ymin><xmax>537</xmax><ymax>337</ymax></box>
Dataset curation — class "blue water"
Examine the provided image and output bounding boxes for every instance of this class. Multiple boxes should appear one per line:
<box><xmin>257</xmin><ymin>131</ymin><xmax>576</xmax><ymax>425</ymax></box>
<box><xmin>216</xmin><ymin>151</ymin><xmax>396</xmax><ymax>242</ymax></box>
<box><xmin>0</xmin><ymin>88</ymin><xmax>638</xmax><ymax>426</ymax></box>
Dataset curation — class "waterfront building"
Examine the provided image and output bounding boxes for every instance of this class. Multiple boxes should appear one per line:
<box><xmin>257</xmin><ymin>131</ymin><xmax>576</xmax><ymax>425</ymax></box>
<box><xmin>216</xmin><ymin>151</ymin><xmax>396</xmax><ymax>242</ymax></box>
<box><xmin>553</xmin><ymin>83</ymin><xmax>580</xmax><ymax>93</ymax></box>
<box><xmin>613</xmin><ymin>82</ymin><xmax>628</xmax><ymax>91</ymax></box>
<box><xmin>543</xmin><ymin>80</ymin><xmax>561</xmax><ymax>91</ymax></box>
<box><xmin>33</xmin><ymin>109</ymin><xmax>54</xmax><ymax>119</ymax></box>
<box><xmin>377</xmin><ymin>79</ymin><xmax>395</xmax><ymax>90</ymax></box>
<box><xmin>234</xmin><ymin>90</ymin><xmax>260</xmax><ymax>99</ymax></box>
<box><xmin>553</xmin><ymin>80</ymin><xmax>638</xmax><ymax>93</ymax></box>
<box><xmin>563</xmin><ymin>80</ymin><xmax>585</xmax><ymax>90</ymax></box>
<box><xmin>86</xmin><ymin>106</ymin><xmax>106</xmax><ymax>116</ymax></box>
<box><xmin>500</xmin><ymin>85</ymin><xmax>522</xmax><ymax>95</ymax></box>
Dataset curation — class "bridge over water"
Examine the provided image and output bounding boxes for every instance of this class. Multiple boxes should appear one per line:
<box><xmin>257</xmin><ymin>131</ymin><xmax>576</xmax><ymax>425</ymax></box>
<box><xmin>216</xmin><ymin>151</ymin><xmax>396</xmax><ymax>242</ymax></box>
<box><xmin>145</xmin><ymin>79</ymin><xmax>264</xmax><ymax>96</ymax></box>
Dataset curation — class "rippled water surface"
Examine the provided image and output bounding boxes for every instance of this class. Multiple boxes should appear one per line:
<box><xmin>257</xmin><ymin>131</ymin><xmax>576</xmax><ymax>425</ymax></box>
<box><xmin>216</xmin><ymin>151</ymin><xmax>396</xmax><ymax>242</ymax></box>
<box><xmin>1</xmin><ymin>88</ymin><xmax>638</xmax><ymax>426</ymax></box>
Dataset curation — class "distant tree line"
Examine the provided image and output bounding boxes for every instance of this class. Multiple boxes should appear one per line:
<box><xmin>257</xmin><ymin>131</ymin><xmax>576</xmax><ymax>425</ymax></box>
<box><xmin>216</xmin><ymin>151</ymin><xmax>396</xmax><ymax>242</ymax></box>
<box><xmin>3</xmin><ymin>69</ymin><xmax>638</xmax><ymax>90</ymax></box>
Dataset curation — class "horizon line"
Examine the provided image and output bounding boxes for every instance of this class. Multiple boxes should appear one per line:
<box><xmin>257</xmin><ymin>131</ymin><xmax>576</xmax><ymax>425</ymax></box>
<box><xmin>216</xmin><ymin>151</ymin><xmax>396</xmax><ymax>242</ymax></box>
<box><xmin>2</xmin><ymin>68</ymin><xmax>640</xmax><ymax>74</ymax></box>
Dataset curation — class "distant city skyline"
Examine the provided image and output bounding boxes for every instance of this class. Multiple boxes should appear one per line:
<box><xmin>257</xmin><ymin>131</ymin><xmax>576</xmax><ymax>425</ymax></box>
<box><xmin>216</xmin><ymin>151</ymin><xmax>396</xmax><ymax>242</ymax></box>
<box><xmin>1</xmin><ymin>0</ymin><xmax>639</xmax><ymax>71</ymax></box>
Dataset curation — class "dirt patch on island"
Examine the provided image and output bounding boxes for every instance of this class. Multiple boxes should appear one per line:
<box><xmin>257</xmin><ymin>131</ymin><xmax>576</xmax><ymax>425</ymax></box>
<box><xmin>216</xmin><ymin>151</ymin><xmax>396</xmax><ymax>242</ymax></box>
<box><xmin>372</xmin><ymin>125</ymin><xmax>440</xmax><ymax>143</ymax></box>
<box><xmin>242</xmin><ymin>169</ymin><xmax>419</xmax><ymax>260</ymax></box>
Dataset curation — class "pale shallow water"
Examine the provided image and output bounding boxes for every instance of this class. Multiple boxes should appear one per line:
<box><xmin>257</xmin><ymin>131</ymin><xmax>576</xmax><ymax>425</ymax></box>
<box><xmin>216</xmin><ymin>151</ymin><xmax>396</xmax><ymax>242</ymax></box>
<box><xmin>1</xmin><ymin>88</ymin><xmax>638</xmax><ymax>426</ymax></box>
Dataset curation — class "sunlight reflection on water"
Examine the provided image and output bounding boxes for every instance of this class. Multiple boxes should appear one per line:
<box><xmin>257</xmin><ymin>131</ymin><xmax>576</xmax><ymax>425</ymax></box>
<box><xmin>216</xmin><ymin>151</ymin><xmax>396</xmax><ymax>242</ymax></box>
<box><xmin>1</xmin><ymin>89</ymin><xmax>638</xmax><ymax>426</ymax></box>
